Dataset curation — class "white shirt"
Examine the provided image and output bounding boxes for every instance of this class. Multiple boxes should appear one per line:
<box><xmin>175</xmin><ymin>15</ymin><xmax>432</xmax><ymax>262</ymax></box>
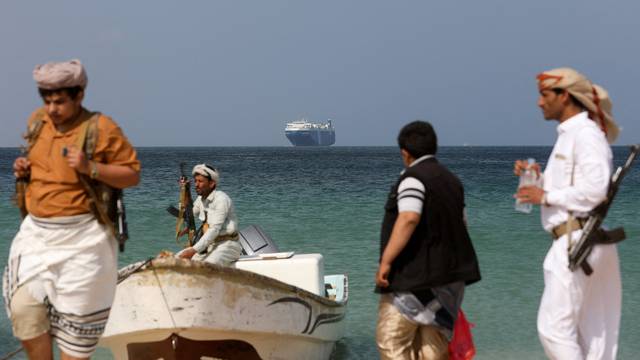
<box><xmin>192</xmin><ymin>189</ymin><xmax>238</xmax><ymax>253</ymax></box>
<box><xmin>541</xmin><ymin>112</ymin><xmax>612</xmax><ymax>232</ymax></box>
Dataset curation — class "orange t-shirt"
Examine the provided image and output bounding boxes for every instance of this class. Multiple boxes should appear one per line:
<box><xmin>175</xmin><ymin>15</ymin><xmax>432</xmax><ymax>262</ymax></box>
<box><xmin>25</xmin><ymin>107</ymin><xmax>141</xmax><ymax>218</ymax></box>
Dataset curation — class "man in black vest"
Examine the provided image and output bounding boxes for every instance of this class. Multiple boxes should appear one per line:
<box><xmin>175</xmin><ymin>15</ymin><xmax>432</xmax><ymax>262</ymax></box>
<box><xmin>375</xmin><ymin>121</ymin><xmax>481</xmax><ymax>360</ymax></box>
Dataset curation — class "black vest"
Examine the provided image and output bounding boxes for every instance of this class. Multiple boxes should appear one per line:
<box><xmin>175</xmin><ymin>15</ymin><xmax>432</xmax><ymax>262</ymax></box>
<box><xmin>378</xmin><ymin>158</ymin><xmax>481</xmax><ymax>293</ymax></box>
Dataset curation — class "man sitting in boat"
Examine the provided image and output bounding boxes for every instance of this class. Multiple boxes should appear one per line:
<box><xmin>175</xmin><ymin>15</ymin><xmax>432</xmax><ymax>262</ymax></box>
<box><xmin>177</xmin><ymin>164</ymin><xmax>242</xmax><ymax>265</ymax></box>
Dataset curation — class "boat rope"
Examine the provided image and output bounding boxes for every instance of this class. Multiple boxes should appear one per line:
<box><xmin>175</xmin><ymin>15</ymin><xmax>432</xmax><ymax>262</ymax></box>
<box><xmin>152</xmin><ymin>265</ymin><xmax>179</xmax><ymax>330</ymax></box>
<box><xmin>0</xmin><ymin>346</ymin><xmax>23</xmax><ymax>360</ymax></box>
<box><xmin>117</xmin><ymin>257</ymin><xmax>154</xmax><ymax>284</ymax></box>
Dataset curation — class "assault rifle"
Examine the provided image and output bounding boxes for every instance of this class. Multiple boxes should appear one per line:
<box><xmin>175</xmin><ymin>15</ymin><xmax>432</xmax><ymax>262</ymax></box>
<box><xmin>114</xmin><ymin>189</ymin><xmax>129</xmax><ymax>252</ymax></box>
<box><xmin>568</xmin><ymin>144</ymin><xmax>640</xmax><ymax>275</ymax></box>
<box><xmin>167</xmin><ymin>163</ymin><xmax>197</xmax><ymax>247</ymax></box>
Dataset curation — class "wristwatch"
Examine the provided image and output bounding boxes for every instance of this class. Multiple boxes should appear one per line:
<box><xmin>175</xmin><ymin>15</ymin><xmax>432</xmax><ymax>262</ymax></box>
<box><xmin>541</xmin><ymin>192</ymin><xmax>549</xmax><ymax>207</ymax></box>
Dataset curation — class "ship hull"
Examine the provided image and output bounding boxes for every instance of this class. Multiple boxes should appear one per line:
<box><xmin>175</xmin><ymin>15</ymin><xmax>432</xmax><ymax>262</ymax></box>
<box><xmin>285</xmin><ymin>130</ymin><xmax>335</xmax><ymax>146</ymax></box>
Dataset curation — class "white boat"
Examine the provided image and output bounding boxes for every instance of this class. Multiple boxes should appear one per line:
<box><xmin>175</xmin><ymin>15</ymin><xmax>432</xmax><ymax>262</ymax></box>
<box><xmin>99</xmin><ymin>231</ymin><xmax>348</xmax><ymax>360</ymax></box>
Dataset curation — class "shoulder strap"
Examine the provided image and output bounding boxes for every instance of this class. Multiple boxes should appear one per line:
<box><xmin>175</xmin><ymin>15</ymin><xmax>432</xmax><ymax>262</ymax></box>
<box><xmin>75</xmin><ymin>112</ymin><xmax>114</xmax><ymax>232</ymax></box>
<box><xmin>23</xmin><ymin>109</ymin><xmax>47</xmax><ymax>154</ymax></box>
<box><xmin>84</xmin><ymin>112</ymin><xmax>100</xmax><ymax>158</ymax></box>
<box><xmin>566</xmin><ymin>139</ymin><xmax>577</xmax><ymax>251</ymax></box>
<box><xmin>75</xmin><ymin>112</ymin><xmax>100</xmax><ymax>157</ymax></box>
<box><xmin>15</xmin><ymin>109</ymin><xmax>46</xmax><ymax>217</ymax></box>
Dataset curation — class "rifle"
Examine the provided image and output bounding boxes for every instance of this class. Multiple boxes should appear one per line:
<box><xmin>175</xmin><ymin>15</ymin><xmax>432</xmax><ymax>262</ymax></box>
<box><xmin>169</xmin><ymin>163</ymin><xmax>197</xmax><ymax>247</ymax></box>
<box><xmin>14</xmin><ymin>179</ymin><xmax>28</xmax><ymax>218</ymax></box>
<box><xmin>13</xmin><ymin>119</ymin><xmax>44</xmax><ymax>218</ymax></box>
<box><xmin>568</xmin><ymin>144</ymin><xmax>640</xmax><ymax>274</ymax></box>
<box><xmin>114</xmin><ymin>189</ymin><xmax>129</xmax><ymax>252</ymax></box>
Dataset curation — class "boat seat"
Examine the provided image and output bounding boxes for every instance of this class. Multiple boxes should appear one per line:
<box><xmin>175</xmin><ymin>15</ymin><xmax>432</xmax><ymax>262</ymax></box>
<box><xmin>238</xmin><ymin>225</ymin><xmax>280</xmax><ymax>255</ymax></box>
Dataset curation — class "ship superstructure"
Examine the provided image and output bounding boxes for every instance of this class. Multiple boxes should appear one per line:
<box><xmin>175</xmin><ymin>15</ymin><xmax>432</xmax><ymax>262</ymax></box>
<box><xmin>285</xmin><ymin>118</ymin><xmax>335</xmax><ymax>146</ymax></box>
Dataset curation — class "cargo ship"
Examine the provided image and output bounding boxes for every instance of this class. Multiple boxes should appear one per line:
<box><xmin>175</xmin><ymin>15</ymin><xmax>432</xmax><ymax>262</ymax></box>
<box><xmin>285</xmin><ymin>118</ymin><xmax>335</xmax><ymax>146</ymax></box>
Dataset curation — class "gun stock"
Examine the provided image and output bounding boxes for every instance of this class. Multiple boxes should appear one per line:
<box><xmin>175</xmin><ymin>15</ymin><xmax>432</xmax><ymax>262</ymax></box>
<box><xmin>14</xmin><ymin>178</ymin><xmax>29</xmax><ymax>218</ymax></box>
<box><xmin>175</xmin><ymin>163</ymin><xmax>197</xmax><ymax>247</ymax></box>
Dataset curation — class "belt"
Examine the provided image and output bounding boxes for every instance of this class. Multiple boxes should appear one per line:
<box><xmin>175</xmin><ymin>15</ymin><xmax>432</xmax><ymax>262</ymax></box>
<box><xmin>551</xmin><ymin>218</ymin><xmax>587</xmax><ymax>240</ymax></box>
<box><xmin>197</xmin><ymin>232</ymin><xmax>240</xmax><ymax>255</ymax></box>
<box><xmin>214</xmin><ymin>232</ymin><xmax>239</xmax><ymax>242</ymax></box>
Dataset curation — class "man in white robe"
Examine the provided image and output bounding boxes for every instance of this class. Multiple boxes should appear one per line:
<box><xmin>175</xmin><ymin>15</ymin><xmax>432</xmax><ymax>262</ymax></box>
<box><xmin>515</xmin><ymin>67</ymin><xmax>621</xmax><ymax>360</ymax></box>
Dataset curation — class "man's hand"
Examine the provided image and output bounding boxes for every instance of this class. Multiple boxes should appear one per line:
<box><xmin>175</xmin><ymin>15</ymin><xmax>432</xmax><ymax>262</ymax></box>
<box><xmin>375</xmin><ymin>211</ymin><xmax>420</xmax><ymax>289</ymax></box>
<box><xmin>178</xmin><ymin>247</ymin><xmax>197</xmax><ymax>260</ymax></box>
<box><xmin>13</xmin><ymin>157</ymin><xmax>31</xmax><ymax>178</ymax></box>
<box><xmin>375</xmin><ymin>262</ymin><xmax>391</xmax><ymax>288</ymax></box>
<box><xmin>65</xmin><ymin>145</ymin><xmax>90</xmax><ymax>175</ymax></box>
<box><xmin>513</xmin><ymin>159</ymin><xmax>541</xmax><ymax>178</ymax></box>
<box><xmin>515</xmin><ymin>185</ymin><xmax>544</xmax><ymax>204</ymax></box>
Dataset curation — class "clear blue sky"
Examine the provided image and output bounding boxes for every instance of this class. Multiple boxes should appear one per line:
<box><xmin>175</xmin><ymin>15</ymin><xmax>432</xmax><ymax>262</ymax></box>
<box><xmin>1</xmin><ymin>1</ymin><xmax>638</xmax><ymax>146</ymax></box>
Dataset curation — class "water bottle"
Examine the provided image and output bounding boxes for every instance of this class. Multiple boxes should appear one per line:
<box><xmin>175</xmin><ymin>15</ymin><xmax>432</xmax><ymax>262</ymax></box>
<box><xmin>515</xmin><ymin>158</ymin><xmax>536</xmax><ymax>214</ymax></box>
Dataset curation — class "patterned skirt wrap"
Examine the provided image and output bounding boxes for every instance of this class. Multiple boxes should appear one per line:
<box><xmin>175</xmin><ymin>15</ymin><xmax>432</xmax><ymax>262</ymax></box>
<box><xmin>3</xmin><ymin>214</ymin><xmax>117</xmax><ymax>358</ymax></box>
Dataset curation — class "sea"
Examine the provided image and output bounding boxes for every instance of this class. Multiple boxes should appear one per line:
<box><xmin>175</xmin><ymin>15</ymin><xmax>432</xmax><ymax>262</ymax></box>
<box><xmin>0</xmin><ymin>146</ymin><xmax>639</xmax><ymax>360</ymax></box>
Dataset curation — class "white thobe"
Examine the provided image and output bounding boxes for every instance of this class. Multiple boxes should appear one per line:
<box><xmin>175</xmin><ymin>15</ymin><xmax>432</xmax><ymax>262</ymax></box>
<box><xmin>538</xmin><ymin>112</ymin><xmax>621</xmax><ymax>360</ymax></box>
<box><xmin>191</xmin><ymin>189</ymin><xmax>241</xmax><ymax>265</ymax></box>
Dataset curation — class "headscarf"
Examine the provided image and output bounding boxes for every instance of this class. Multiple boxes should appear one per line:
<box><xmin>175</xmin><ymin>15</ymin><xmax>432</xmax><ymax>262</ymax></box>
<box><xmin>537</xmin><ymin>67</ymin><xmax>619</xmax><ymax>143</ymax></box>
<box><xmin>33</xmin><ymin>59</ymin><xmax>88</xmax><ymax>90</ymax></box>
<box><xmin>192</xmin><ymin>164</ymin><xmax>219</xmax><ymax>183</ymax></box>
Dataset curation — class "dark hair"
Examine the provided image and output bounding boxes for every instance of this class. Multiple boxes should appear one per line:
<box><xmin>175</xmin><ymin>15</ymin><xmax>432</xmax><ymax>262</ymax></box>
<box><xmin>551</xmin><ymin>88</ymin><xmax>586</xmax><ymax>110</ymax></box>
<box><xmin>397</xmin><ymin>120</ymin><xmax>438</xmax><ymax>158</ymax></box>
<box><xmin>38</xmin><ymin>86</ymin><xmax>83</xmax><ymax>100</ymax></box>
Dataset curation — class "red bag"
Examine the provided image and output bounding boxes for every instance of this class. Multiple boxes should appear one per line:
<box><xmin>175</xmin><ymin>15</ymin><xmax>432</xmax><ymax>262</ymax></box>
<box><xmin>448</xmin><ymin>309</ymin><xmax>476</xmax><ymax>360</ymax></box>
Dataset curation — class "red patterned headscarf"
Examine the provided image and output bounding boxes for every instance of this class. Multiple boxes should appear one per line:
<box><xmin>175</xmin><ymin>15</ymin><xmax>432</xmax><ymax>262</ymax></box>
<box><xmin>537</xmin><ymin>67</ymin><xmax>619</xmax><ymax>143</ymax></box>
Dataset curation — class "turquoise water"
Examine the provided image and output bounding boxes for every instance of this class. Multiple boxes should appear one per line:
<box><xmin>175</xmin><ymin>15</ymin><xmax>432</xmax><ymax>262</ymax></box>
<box><xmin>1</xmin><ymin>146</ymin><xmax>639</xmax><ymax>359</ymax></box>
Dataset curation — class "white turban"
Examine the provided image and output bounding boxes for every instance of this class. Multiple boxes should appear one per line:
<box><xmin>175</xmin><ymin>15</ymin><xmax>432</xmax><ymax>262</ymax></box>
<box><xmin>192</xmin><ymin>164</ymin><xmax>219</xmax><ymax>182</ymax></box>
<box><xmin>537</xmin><ymin>67</ymin><xmax>619</xmax><ymax>144</ymax></box>
<box><xmin>33</xmin><ymin>59</ymin><xmax>88</xmax><ymax>90</ymax></box>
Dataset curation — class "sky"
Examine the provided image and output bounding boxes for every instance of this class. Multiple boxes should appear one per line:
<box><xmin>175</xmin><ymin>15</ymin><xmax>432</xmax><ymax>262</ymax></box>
<box><xmin>1</xmin><ymin>1</ymin><xmax>639</xmax><ymax>147</ymax></box>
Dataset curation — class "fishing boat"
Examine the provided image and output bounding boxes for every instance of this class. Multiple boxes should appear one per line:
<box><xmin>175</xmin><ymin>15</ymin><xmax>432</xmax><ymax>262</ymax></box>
<box><xmin>98</xmin><ymin>227</ymin><xmax>348</xmax><ymax>360</ymax></box>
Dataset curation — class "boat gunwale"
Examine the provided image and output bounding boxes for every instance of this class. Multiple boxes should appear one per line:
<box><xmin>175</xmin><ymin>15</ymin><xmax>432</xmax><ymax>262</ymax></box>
<box><xmin>127</xmin><ymin>257</ymin><xmax>348</xmax><ymax>308</ymax></box>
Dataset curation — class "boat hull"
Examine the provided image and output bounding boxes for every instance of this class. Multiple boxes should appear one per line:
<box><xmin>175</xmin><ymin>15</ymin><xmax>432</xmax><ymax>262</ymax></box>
<box><xmin>99</xmin><ymin>258</ymin><xmax>347</xmax><ymax>360</ymax></box>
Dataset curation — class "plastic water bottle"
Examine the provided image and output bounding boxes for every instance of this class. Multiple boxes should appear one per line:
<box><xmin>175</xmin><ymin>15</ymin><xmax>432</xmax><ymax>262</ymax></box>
<box><xmin>515</xmin><ymin>158</ymin><xmax>536</xmax><ymax>214</ymax></box>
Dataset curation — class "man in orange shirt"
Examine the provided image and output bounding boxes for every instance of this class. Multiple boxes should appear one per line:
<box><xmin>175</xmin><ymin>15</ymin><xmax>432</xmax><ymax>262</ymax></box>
<box><xmin>3</xmin><ymin>59</ymin><xmax>140</xmax><ymax>360</ymax></box>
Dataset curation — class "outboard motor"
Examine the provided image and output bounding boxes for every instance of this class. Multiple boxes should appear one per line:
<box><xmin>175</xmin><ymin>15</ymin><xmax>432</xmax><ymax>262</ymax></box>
<box><xmin>238</xmin><ymin>225</ymin><xmax>280</xmax><ymax>255</ymax></box>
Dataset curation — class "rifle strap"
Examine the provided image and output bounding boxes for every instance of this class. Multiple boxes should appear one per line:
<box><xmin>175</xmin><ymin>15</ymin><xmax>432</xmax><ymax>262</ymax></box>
<box><xmin>566</xmin><ymin>214</ymin><xmax>575</xmax><ymax>251</ymax></box>
<box><xmin>74</xmin><ymin>114</ymin><xmax>92</xmax><ymax>150</ymax></box>
<box><xmin>14</xmin><ymin>114</ymin><xmax>46</xmax><ymax>217</ymax></box>
<box><xmin>74</xmin><ymin>113</ymin><xmax>116</xmax><ymax>235</ymax></box>
<box><xmin>23</xmin><ymin>110</ymin><xmax>46</xmax><ymax>153</ymax></box>
<box><xmin>566</xmin><ymin>142</ymin><xmax>577</xmax><ymax>253</ymax></box>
